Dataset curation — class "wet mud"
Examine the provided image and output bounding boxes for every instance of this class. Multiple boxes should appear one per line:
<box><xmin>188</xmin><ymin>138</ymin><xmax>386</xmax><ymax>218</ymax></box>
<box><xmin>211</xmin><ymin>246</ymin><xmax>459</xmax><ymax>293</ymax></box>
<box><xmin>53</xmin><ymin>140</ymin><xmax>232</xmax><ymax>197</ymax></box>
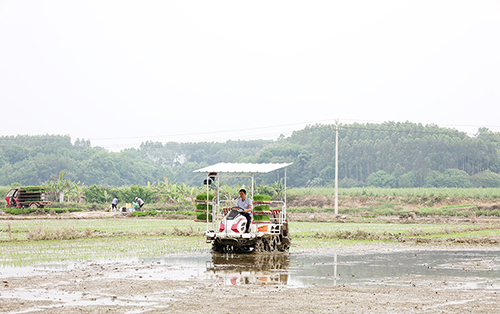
<box><xmin>2</xmin><ymin>245</ymin><xmax>500</xmax><ymax>313</ymax></box>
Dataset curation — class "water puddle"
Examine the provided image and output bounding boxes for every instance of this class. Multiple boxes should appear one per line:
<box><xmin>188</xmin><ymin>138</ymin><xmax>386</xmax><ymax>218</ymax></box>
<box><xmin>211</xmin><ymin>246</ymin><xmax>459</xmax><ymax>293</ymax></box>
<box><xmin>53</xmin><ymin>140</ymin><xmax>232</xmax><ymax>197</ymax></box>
<box><xmin>286</xmin><ymin>250</ymin><xmax>500</xmax><ymax>288</ymax></box>
<box><xmin>2</xmin><ymin>249</ymin><xmax>500</xmax><ymax>289</ymax></box>
<box><xmin>203</xmin><ymin>249</ymin><xmax>500</xmax><ymax>288</ymax></box>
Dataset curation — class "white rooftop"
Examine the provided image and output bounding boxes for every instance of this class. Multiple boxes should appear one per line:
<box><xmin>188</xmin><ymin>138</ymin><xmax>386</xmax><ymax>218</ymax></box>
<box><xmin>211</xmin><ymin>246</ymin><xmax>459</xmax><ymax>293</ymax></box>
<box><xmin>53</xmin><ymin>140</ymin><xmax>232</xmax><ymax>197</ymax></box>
<box><xmin>193</xmin><ymin>162</ymin><xmax>292</xmax><ymax>174</ymax></box>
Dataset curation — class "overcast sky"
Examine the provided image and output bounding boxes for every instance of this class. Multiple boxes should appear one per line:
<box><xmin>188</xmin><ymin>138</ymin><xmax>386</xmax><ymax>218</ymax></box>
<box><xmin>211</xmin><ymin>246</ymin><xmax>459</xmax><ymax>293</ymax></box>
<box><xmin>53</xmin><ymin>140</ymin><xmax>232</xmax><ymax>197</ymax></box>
<box><xmin>1</xmin><ymin>0</ymin><xmax>499</xmax><ymax>151</ymax></box>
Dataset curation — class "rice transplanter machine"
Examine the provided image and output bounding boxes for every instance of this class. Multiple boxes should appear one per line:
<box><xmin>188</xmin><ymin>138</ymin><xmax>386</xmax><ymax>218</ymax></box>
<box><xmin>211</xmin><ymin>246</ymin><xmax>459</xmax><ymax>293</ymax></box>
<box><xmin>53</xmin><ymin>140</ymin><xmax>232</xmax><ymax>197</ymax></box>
<box><xmin>193</xmin><ymin>162</ymin><xmax>292</xmax><ymax>253</ymax></box>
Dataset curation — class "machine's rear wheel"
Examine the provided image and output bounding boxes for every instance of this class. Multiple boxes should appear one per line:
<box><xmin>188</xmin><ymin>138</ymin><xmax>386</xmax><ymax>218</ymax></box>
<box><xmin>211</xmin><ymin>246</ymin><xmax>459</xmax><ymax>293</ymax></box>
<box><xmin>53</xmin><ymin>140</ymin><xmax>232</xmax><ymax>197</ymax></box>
<box><xmin>212</xmin><ymin>239</ymin><xmax>225</xmax><ymax>253</ymax></box>
<box><xmin>30</xmin><ymin>203</ymin><xmax>38</xmax><ymax>209</ymax></box>
<box><xmin>277</xmin><ymin>235</ymin><xmax>291</xmax><ymax>251</ymax></box>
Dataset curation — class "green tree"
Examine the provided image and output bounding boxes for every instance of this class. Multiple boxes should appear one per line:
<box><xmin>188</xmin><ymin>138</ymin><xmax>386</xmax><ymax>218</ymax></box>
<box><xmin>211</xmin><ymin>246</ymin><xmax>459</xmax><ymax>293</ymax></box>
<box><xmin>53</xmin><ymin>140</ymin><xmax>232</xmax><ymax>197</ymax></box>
<box><xmin>83</xmin><ymin>184</ymin><xmax>108</xmax><ymax>203</ymax></box>
<box><xmin>471</xmin><ymin>170</ymin><xmax>500</xmax><ymax>188</ymax></box>
<box><xmin>441</xmin><ymin>169</ymin><xmax>473</xmax><ymax>188</ymax></box>
<box><xmin>398</xmin><ymin>171</ymin><xmax>418</xmax><ymax>188</ymax></box>
<box><xmin>47</xmin><ymin>170</ymin><xmax>70</xmax><ymax>202</ymax></box>
<box><xmin>366</xmin><ymin>170</ymin><xmax>397</xmax><ymax>188</ymax></box>
<box><xmin>424</xmin><ymin>171</ymin><xmax>443</xmax><ymax>187</ymax></box>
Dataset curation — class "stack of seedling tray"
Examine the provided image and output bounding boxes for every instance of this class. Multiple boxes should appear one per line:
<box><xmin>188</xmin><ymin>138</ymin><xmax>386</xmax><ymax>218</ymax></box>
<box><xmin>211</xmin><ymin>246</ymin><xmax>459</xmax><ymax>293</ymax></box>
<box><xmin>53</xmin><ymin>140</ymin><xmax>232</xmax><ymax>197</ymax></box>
<box><xmin>194</xmin><ymin>193</ymin><xmax>214</xmax><ymax>222</ymax></box>
<box><xmin>252</xmin><ymin>194</ymin><xmax>272</xmax><ymax>223</ymax></box>
<box><xmin>18</xmin><ymin>186</ymin><xmax>48</xmax><ymax>202</ymax></box>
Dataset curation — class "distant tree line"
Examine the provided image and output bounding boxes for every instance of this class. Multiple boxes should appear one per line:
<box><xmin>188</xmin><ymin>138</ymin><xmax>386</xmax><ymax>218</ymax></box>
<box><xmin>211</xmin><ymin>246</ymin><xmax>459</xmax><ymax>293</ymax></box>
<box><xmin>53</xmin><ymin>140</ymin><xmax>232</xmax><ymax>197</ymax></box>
<box><xmin>1</xmin><ymin>122</ymin><xmax>499</xmax><ymax>188</ymax></box>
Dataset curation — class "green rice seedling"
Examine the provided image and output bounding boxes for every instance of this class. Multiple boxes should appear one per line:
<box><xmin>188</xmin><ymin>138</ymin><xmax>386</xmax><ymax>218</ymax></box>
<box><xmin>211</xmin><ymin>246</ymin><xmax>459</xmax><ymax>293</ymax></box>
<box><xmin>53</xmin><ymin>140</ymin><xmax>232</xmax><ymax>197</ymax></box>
<box><xmin>195</xmin><ymin>203</ymin><xmax>213</xmax><ymax>211</ymax></box>
<box><xmin>439</xmin><ymin>204</ymin><xmax>478</xmax><ymax>210</ymax></box>
<box><xmin>253</xmin><ymin>194</ymin><xmax>271</xmax><ymax>202</ymax></box>
<box><xmin>416</xmin><ymin>207</ymin><xmax>444</xmax><ymax>216</ymax></box>
<box><xmin>254</xmin><ymin>205</ymin><xmax>270</xmax><ymax>211</ymax></box>
<box><xmin>195</xmin><ymin>193</ymin><xmax>214</xmax><ymax>201</ymax></box>
<box><xmin>196</xmin><ymin>212</ymin><xmax>212</xmax><ymax>221</ymax></box>
<box><xmin>2</xmin><ymin>219</ymin><xmax>200</xmax><ymax>236</ymax></box>
<box><xmin>0</xmin><ymin>234</ymin><xmax>211</xmax><ymax>266</ymax></box>
<box><xmin>253</xmin><ymin>214</ymin><xmax>270</xmax><ymax>221</ymax></box>
<box><xmin>172</xmin><ymin>210</ymin><xmax>196</xmax><ymax>215</ymax></box>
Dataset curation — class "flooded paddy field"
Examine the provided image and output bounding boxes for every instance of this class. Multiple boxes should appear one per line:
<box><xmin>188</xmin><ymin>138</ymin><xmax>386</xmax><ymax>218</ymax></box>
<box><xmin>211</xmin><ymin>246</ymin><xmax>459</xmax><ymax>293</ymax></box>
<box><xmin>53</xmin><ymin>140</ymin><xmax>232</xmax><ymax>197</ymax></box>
<box><xmin>1</xmin><ymin>216</ymin><xmax>500</xmax><ymax>313</ymax></box>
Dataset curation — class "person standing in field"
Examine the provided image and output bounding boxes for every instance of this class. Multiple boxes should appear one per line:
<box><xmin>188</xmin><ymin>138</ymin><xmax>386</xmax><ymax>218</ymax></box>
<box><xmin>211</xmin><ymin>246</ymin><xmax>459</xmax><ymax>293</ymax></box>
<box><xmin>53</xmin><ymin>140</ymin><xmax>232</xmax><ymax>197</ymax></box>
<box><xmin>135</xmin><ymin>197</ymin><xmax>145</xmax><ymax>210</ymax></box>
<box><xmin>111</xmin><ymin>196</ymin><xmax>118</xmax><ymax>210</ymax></box>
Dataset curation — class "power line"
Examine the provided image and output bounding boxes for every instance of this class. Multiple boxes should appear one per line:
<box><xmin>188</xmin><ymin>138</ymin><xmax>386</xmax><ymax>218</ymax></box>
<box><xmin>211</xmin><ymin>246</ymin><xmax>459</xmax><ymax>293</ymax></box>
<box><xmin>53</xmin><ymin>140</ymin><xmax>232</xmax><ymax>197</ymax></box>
<box><xmin>87</xmin><ymin>118</ymin><xmax>500</xmax><ymax>142</ymax></box>
<box><xmin>86</xmin><ymin>118</ymin><xmax>340</xmax><ymax>141</ymax></box>
<box><xmin>1</xmin><ymin>119</ymin><xmax>499</xmax><ymax>150</ymax></box>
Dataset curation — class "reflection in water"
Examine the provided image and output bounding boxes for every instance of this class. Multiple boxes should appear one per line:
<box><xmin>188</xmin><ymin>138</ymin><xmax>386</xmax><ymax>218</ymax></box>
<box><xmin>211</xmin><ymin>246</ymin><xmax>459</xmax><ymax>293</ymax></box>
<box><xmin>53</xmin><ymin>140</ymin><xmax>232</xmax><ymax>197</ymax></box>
<box><xmin>207</xmin><ymin>253</ymin><xmax>290</xmax><ymax>286</ymax></box>
<box><xmin>288</xmin><ymin>250</ymin><xmax>500</xmax><ymax>288</ymax></box>
<box><xmin>205</xmin><ymin>250</ymin><xmax>500</xmax><ymax>288</ymax></box>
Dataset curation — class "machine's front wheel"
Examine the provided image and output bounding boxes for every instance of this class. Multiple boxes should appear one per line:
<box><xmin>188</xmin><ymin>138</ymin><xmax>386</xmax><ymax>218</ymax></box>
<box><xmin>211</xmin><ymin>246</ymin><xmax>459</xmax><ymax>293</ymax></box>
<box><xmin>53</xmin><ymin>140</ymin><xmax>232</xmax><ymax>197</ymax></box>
<box><xmin>254</xmin><ymin>238</ymin><xmax>265</xmax><ymax>252</ymax></box>
<box><xmin>212</xmin><ymin>239</ymin><xmax>234</xmax><ymax>253</ymax></box>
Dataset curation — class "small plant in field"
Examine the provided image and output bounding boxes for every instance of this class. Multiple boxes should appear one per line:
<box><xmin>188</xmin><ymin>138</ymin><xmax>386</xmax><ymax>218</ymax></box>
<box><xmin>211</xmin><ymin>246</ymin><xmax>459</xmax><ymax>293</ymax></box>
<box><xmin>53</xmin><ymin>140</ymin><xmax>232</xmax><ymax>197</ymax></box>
<box><xmin>84</xmin><ymin>228</ymin><xmax>93</xmax><ymax>237</ymax></box>
<box><xmin>171</xmin><ymin>226</ymin><xmax>198</xmax><ymax>236</ymax></box>
<box><xmin>405</xmin><ymin>227</ymin><xmax>425</xmax><ymax>236</ymax></box>
<box><xmin>8</xmin><ymin>223</ymin><xmax>12</xmax><ymax>241</ymax></box>
<box><xmin>28</xmin><ymin>225</ymin><xmax>82</xmax><ymax>241</ymax></box>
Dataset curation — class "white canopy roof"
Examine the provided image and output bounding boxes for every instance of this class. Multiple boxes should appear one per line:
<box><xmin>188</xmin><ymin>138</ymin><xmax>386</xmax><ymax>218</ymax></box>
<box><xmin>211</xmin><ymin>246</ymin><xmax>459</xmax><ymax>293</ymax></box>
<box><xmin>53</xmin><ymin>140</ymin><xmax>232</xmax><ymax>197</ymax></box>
<box><xmin>193</xmin><ymin>162</ymin><xmax>292</xmax><ymax>174</ymax></box>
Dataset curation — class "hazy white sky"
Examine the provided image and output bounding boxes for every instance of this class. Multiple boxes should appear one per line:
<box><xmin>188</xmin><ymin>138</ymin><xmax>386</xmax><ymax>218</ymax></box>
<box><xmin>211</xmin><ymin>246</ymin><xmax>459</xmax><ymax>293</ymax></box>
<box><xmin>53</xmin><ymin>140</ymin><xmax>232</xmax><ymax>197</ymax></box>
<box><xmin>1</xmin><ymin>0</ymin><xmax>499</xmax><ymax>151</ymax></box>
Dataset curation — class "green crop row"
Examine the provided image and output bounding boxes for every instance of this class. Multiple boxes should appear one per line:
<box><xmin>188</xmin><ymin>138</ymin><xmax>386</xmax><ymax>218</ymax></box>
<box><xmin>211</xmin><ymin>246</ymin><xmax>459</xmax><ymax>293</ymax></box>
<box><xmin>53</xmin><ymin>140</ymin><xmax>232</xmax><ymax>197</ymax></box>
<box><xmin>132</xmin><ymin>210</ymin><xmax>196</xmax><ymax>217</ymax></box>
<box><xmin>289</xmin><ymin>187</ymin><xmax>500</xmax><ymax>198</ymax></box>
<box><xmin>286</xmin><ymin>205</ymin><xmax>500</xmax><ymax>217</ymax></box>
<box><xmin>3</xmin><ymin>208</ymin><xmax>85</xmax><ymax>215</ymax></box>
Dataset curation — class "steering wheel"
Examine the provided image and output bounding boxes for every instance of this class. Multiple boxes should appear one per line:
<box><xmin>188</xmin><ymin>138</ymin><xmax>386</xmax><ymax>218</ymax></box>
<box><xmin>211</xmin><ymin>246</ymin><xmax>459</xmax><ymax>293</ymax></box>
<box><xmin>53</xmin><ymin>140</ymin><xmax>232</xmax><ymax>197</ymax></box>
<box><xmin>231</xmin><ymin>206</ymin><xmax>244</xmax><ymax>212</ymax></box>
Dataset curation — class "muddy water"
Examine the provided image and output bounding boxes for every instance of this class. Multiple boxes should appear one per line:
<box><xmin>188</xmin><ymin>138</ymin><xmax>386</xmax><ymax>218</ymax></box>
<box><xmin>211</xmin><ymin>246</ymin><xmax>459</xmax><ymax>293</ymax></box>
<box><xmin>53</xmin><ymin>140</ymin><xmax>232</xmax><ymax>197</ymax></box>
<box><xmin>2</xmin><ymin>250</ymin><xmax>499</xmax><ymax>289</ymax></box>
<box><xmin>287</xmin><ymin>250</ymin><xmax>500</xmax><ymax>288</ymax></box>
<box><xmin>205</xmin><ymin>250</ymin><xmax>500</xmax><ymax>288</ymax></box>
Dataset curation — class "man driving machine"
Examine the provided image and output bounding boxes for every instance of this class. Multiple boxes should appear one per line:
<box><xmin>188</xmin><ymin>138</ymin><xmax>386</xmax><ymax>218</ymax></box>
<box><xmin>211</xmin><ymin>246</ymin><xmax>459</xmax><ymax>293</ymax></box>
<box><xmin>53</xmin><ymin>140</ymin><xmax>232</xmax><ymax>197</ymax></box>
<box><xmin>234</xmin><ymin>189</ymin><xmax>253</xmax><ymax>233</ymax></box>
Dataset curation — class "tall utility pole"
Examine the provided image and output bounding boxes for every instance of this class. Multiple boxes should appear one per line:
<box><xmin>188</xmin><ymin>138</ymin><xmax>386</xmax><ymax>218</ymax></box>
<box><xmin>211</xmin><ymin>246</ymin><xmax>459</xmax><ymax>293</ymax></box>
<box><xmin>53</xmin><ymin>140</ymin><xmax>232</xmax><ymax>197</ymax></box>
<box><xmin>335</xmin><ymin>119</ymin><xmax>339</xmax><ymax>215</ymax></box>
